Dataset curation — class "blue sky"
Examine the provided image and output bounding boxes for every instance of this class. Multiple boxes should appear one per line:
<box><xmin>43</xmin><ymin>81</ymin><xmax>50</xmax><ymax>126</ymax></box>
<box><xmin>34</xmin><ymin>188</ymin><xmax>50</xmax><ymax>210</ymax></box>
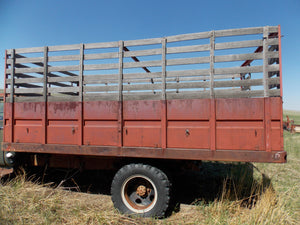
<box><xmin>0</xmin><ymin>0</ymin><xmax>299</xmax><ymax>110</ymax></box>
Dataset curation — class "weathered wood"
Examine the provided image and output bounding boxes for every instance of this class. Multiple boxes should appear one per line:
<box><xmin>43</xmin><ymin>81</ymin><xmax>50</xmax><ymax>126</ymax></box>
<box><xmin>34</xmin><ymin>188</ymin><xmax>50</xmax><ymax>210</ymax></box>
<box><xmin>84</xmin><ymin>63</ymin><xmax>119</xmax><ymax>70</ymax></box>
<box><xmin>124</xmin><ymin>48</ymin><xmax>161</xmax><ymax>57</ymax></box>
<box><xmin>14</xmin><ymin>96</ymin><xmax>44</xmax><ymax>103</ymax></box>
<box><xmin>84</xmin><ymin>94</ymin><xmax>119</xmax><ymax>101</ymax></box>
<box><xmin>14</xmin><ymin>77</ymin><xmax>44</xmax><ymax>84</ymax></box>
<box><xmin>48</xmin><ymin>76</ymin><xmax>79</xmax><ymax>83</ymax></box>
<box><xmin>43</xmin><ymin>47</ymin><xmax>48</xmax><ymax>101</ymax></box>
<box><xmin>167</xmin><ymin>56</ymin><xmax>210</xmax><ymax>66</ymax></box>
<box><xmin>214</xmin><ymin>78</ymin><xmax>263</xmax><ymax>88</ymax></box>
<box><xmin>166</xmin><ymin>69</ymin><xmax>210</xmax><ymax>77</ymax></box>
<box><xmin>215</xmin><ymin>65</ymin><xmax>263</xmax><ymax>75</ymax></box>
<box><xmin>123</xmin><ymin>72</ymin><xmax>162</xmax><ymax>79</ymax></box>
<box><xmin>167</xmin><ymin>31</ymin><xmax>211</xmax><ymax>42</ymax></box>
<box><xmin>47</xmin><ymin>96</ymin><xmax>79</xmax><ymax>102</ymax></box>
<box><xmin>84</xmin><ymin>74</ymin><xmax>118</xmax><ymax>82</ymax></box>
<box><xmin>15</xmin><ymin>47</ymin><xmax>44</xmax><ymax>54</ymax></box>
<box><xmin>214</xmin><ymin>52</ymin><xmax>263</xmax><ymax>63</ymax></box>
<box><xmin>118</xmin><ymin>41</ymin><xmax>124</xmax><ymax>101</ymax></box>
<box><xmin>48</xmin><ymin>44</ymin><xmax>80</xmax><ymax>52</ymax></box>
<box><xmin>123</xmin><ymin>92</ymin><xmax>161</xmax><ymax>101</ymax></box>
<box><xmin>84</xmin><ymin>52</ymin><xmax>119</xmax><ymax>60</ymax></box>
<box><xmin>14</xmin><ymin>67</ymin><xmax>44</xmax><ymax>74</ymax></box>
<box><xmin>84</xmin><ymin>85</ymin><xmax>118</xmax><ymax>92</ymax></box>
<box><xmin>215</xmin><ymin>27</ymin><xmax>264</xmax><ymax>37</ymax></box>
<box><xmin>79</xmin><ymin>44</ymin><xmax>84</xmax><ymax>101</ymax></box>
<box><xmin>10</xmin><ymin>50</ymin><xmax>15</xmax><ymax>103</ymax></box>
<box><xmin>14</xmin><ymin>57</ymin><xmax>44</xmax><ymax>64</ymax></box>
<box><xmin>14</xmin><ymin>88</ymin><xmax>44</xmax><ymax>94</ymax></box>
<box><xmin>48</xmin><ymin>65</ymin><xmax>79</xmax><ymax>72</ymax></box>
<box><xmin>161</xmin><ymin>38</ymin><xmax>167</xmax><ymax>100</ymax></box>
<box><xmin>263</xmin><ymin>26</ymin><xmax>270</xmax><ymax>97</ymax></box>
<box><xmin>48</xmin><ymin>55</ymin><xmax>80</xmax><ymax>62</ymax></box>
<box><xmin>123</xmin><ymin>60</ymin><xmax>161</xmax><ymax>69</ymax></box>
<box><xmin>167</xmin><ymin>81</ymin><xmax>210</xmax><ymax>89</ymax></box>
<box><xmin>214</xmin><ymin>89</ymin><xmax>264</xmax><ymax>98</ymax></box>
<box><xmin>123</xmin><ymin>83</ymin><xmax>161</xmax><ymax>91</ymax></box>
<box><xmin>167</xmin><ymin>44</ymin><xmax>210</xmax><ymax>54</ymax></box>
<box><xmin>166</xmin><ymin>91</ymin><xmax>210</xmax><ymax>100</ymax></box>
<box><xmin>215</xmin><ymin>40</ymin><xmax>263</xmax><ymax>50</ymax></box>
<box><xmin>124</xmin><ymin>37</ymin><xmax>162</xmax><ymax>46</ymax></box>
<box><xmin>48</xmin><ymin>87</ymin><xmax>79</xmax><ymax>93</ymax></box>
<box><xmin>210</xmin><ymin>31</ymin><xmax>215</xmax><ymax>98</ymax></box>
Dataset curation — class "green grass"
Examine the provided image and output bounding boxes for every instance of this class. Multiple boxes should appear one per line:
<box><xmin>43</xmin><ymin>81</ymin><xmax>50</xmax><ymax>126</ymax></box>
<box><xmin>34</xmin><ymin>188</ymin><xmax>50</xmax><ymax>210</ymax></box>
<box><xmin>0</xmin><ymin>112</ymin><xmax>299</xmax><ymax>224</ymax></box>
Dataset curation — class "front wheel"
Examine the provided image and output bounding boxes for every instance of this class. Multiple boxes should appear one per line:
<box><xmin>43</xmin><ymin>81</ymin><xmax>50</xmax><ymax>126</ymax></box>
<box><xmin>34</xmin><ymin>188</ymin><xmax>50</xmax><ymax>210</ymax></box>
<box><xmin>111</xmin><ymin>164</ymin><xmax>171</xmax><ymax>218</ymax></box>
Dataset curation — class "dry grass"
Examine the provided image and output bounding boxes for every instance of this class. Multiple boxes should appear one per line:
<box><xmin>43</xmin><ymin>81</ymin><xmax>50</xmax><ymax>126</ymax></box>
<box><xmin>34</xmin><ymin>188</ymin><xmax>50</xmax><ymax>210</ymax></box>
<box><xmin>1</xmin><ymin>112</ymin><xmax>300</xmax><ymax>224</ymax></box>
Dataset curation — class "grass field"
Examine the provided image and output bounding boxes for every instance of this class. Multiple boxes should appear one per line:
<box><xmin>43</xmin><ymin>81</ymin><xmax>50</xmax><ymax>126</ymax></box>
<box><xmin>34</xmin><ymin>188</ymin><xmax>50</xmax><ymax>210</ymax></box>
<box><xmin>0</xmin><ymin>111</ymin><xmax>299</xmax><ymax>224</ymax></box>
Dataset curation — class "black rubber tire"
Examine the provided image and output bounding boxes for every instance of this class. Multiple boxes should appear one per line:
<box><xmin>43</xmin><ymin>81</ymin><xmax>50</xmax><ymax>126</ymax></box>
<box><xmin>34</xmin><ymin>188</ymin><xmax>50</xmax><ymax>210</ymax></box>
<box><xmin>111</xmin><ymin>163</ymin><xmax>171</xmax><ymax>218</ymax></box>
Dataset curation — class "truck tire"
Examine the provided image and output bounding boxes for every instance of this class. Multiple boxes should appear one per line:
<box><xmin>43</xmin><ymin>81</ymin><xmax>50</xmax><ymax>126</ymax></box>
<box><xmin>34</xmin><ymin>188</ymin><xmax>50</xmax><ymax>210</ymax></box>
<box><xmin>111</xmin><ymin>163</ymin><xmax>171</xmax><ymax>218</ymax></box>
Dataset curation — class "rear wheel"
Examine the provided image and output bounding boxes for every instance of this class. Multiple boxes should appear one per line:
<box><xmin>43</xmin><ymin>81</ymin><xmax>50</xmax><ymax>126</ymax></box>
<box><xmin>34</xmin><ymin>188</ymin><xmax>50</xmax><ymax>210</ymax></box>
<box><xmin>111</xmin><ymin>164</ymin><xmax>171</xmax><ymax>218</ymax></box>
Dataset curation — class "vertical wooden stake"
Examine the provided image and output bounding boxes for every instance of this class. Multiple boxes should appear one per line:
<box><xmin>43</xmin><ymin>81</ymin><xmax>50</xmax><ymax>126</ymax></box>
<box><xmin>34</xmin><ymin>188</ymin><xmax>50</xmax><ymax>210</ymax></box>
<box><xmin>118</xmin><ymin>41</ymin><xmax>124</xmax><ymax>147</ymax></box>
<box><xmin>161</xmin><ymin>38</ymin><xmax>167</xmax><ymax>149</ymax></box>
<box><xmin>263</xmin><ymin>26</ymin><xmax>269</xmax><ymax>98</ymax></box>
<box><xmin>43</xmin><ymin>46</ymin><xmax>48</xmax><ymax>144</ymax></box>
<box><xmin>79</xmin><ymin>44</ymin><xmax>84</xmax><ymax>146</ymax></box>
<box><xmin>10</xmin><ymin>49</ymin><xmax>15</xmax><ymax>143</ymax></box>
<box><xmin>209</xmin><ymin>31</ymin><xmax>216</xmax><ymax>151</ymax></box>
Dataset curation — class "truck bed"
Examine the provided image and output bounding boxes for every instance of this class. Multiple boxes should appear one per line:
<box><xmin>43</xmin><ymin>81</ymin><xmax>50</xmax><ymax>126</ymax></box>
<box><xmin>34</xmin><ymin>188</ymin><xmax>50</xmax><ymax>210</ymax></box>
<box><xmin>2</xmin><ymin>25</ymin><xmax>286</xmax><ymax>163</ymax></box>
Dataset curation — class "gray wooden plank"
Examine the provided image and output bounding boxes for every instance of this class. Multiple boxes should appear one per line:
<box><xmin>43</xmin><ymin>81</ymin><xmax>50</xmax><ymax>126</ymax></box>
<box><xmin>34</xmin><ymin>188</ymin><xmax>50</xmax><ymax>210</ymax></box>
<box><xmin>166</xmin><ymin>69</ymin><xmax>210</xmax><ymax>77</ymax></box>
<box><xmin>167</xmin><ymin>56</ymin><xmax>210</xmax><ymax>66</ymax></box>
<box><xmin>10</xmin><ymin>49</ymin><xmax>15</xmax><ymax>103</ymax></box>
<box><xmin>167</xmin><ymin>81</ymin><xmax>210</xmax><ymax>89</ymax></box>
<box><xmin>48</xmin><ymin>44</ymin><xmax>80</xmax><ymax>52</ymax></box>
<box><xmin>14</xmin><ymin>78</ymin><xmax>44</xmax><ymax>84</ymax></box>
<box><xmin>263</xmin><ymin>26</ymin><xmax>270</xmax><ymax>97</ymax></box>
<box><xmin>84</xmin><ymin>94</ymin><xmax>119</xmax><ymax>101</ymax></box>
<box><xmin>124</xmin><ymin>37</ymin><xmax>162</xmax><ymax>46</ymax></box>
<box><xmin>166</xmin><ymin>91</ymin><xmax>210</xmax><ymax>100</ymax></box>
<box><xmin>15</xmin><ymin>88</ymin><xmax>44</xmax><ymax>94</ymax></box>
<box><xmin>84</xmin><ymin>52</ymin><xmax>119</xmax><ymax>60</ymax></box>
<box><xmin>123</xmin><ymin>60</ymin><xmax>161</xmax><ymax>69</ymax></box>
<box><xmin>47</xmin><ymin>96</ymin><xmax>79</xmax><ymax>102</ymax></box>
<box><xmin>79</xmin><ymin>44</ymin><xmax>84</xmax><ymax>101</ymax></box>
<box><xmin>118</xmin><ymin>41</ymin><xmax>124</xmax><ymax>101</ymax></box>
<box><xmin>84</xmin><ymin>41</ymin><xmax>119</xmax><ymax>49</ymax></box>
<box><xmin>123</xmin><ymin>83</ymin><xmax>161</xmax><ymax>91</ymax></box>
<box><xmin>48</xmin><ymin>87</ymin><xmax>80</xmax><ymax>93</ymax></box>
<box><xmin>167</xmin><ymin>44</ymin><xmax>210</xmax><ymax>54</ymax></box>
<box><xmin>14</xmin><ymin>67</ymin><xmax>44</xmax><ymax>74</ymax></box>
<box><xmin>15</xmin><ymin>47</ymin><xmax>44</xmax><ymax>54</ymax></box>
<box><xmin>14</xmin><ymin>57</ymin><xmax>44</xmax><ymax>64</ymax></box>
<box><xmin>214</xmin><ymin>89</ymin><xmax>264</xmax><ymax>98</ymax></box>
<box><xmin>84</xmin><ymin>74</ymin><xmax>118</xmax><ymax>81</ymax></box>
<box><xmin>123</xmin><ymin>92</ymin><xmax>162</xmax><ymax>101</ymax></box>
<box><xmin>215</xmin><ymin>27</ymin><xmax>263</xmax><ymax>37</ymax></box>
<box><xmin>162</xmin><ymin>38</ymin><xmax>167</xmax><ymax>100</ymax></box>
<box><xmin>123</xmin><ymin>48</ymin><xmax>161</xmax><ymax>57</ymax></box>
<box><xmin>214</xmin><ymin>78</ymin><xmax>263</xmax><ymax>88</ymax></box>
<box><xmin>123</xmin><ymin>71</ymin><xmax>161</xmax><ymax>79</ymax></box>
<box><xmin>214</xmin><ymin>52</ymin><xmax>263</xmax><ymax>63</ymax></box>
<box><xmin>214</xmin><ymin>65</ymin><xmax>263</xmax><ymax>75</ymax></box>
<box><xmin>48</xmin><ymin>76</ymin><xmax>79</xmax><ymax>83</ymax></box>
<box><xmin>84</xmin><ymin>63</ymin><xmax>119</xmax><ymax>70</ymax></box>
<box><xmin>84</xmin><ymin>85</ymin><xmax>118</xmax><ymax>92</ymax></box>
<box><xmin>48</xmin><ymin>65</ymin><xmax>79</xmax><ymax>72</ymax></box>
<box><xmin>14</xmin><ymin>97</ymin><xmax>44</xmax><ymax>103</ymax></box>
<box><xmin>43</xmin><ymin>46</ymin><xmax>48</xmax><ymax>102</ymax></box>
<box><xmin>167</xmin><ymin>31</ymin><xmax>211</xmax><ymax>42</ymax></box>
<box><xmin>215</xmin><ymin>40</ymin><xmax>262</xmax><ymax>50</ymax></box>
<box><xmin>48</xmin><ymin>55</ymin><xmax>80</xmax><ymax>62</ymax></box>
<box><xmin>210</xmin><ymin>31</ymin><xmax>215</xmax><ymax>98</ymax></box>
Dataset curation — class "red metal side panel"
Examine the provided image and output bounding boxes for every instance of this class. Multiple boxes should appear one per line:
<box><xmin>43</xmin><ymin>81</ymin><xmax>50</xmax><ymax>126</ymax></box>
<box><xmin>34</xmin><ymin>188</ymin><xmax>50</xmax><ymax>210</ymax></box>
<box><xmin>167</xmin><ymin>99</ymin><xmax>210</xmax><ymax>120</ymax></box>
<box><xmin>13</xmin><ymin>102</ymin><xmax>44</xmax><ymax>143</ymax></box>
<box><xmin>123</xmin><ymin>100</ymin><xmax>161</xmax><ymax>147</ymax></box>
<box><xmin>3</xmin><ymin>103</ymin><xmax>12</xmax><ymax>142</ymax></box>
<box><xmin>167</xmin><ymin>121</ymin><xmax>210</xmax><ymax>149</ymax></box>
<box><xmin>47</xmin><ymin>102</ymin><xmax>81</xmax><ymax>145</ymax></box>
<box><xmin>83</xmin><ymin>101</ymin><xmax>119</xmax><ymax>146</ymax></box>
<box><xmin>167</xmin><ymin>99</ymin><xmax>210</xmax><ymax>149</ymax></box>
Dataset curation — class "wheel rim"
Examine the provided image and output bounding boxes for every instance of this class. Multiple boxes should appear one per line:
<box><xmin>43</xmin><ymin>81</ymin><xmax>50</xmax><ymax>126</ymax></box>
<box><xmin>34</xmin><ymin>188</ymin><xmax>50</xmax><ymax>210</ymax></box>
<box><xmin>121</xmin><ymin>174</ymin><xmax>157</xmax><ymax>213</ymax></box>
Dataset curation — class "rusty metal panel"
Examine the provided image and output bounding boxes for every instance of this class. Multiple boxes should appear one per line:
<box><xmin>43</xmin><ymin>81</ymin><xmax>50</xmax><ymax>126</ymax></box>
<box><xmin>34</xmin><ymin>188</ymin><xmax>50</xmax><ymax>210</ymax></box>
<box><xmin>269</xmin><ymin>97</ymin><xmax>282</xmax><ymax>120</ymax></box>
<box><xmin>270</xmin><ymin>121</ymin><xmax>282</xmax><ymax>151</ymax></box>
<box><xmin>216</xmin><ymin>121</ymin><xmax>264</xmax><ymax>150</ymax></box>
<box><xmin>123</xmin><ymin>100</ymin><xmax>161</xmax><ymax>120</ymax></box>
<box><xmin>167</xmin><ymin>99</ymin><xmax>210</xmax><ymax>120</ymax></box>
<box><xmin>48</xmin><ymin>102</ymin><xmax>81</xmax><ymax>120</ymax></box>
<box><xmin>84</xmin><ymin>121</ymin><xmax>119</xmax><ymax>146</ymax></box>
<box><xmin>84</xmin><ymin>101</ymin><xmax>119</xmax><ymax>120</ymax></box>
<box><xmin>216</xmin><ymin>98</ymin><xmax>264</xmax><ymax>120</ymax></box>
<box><xmin>167</xmin><ymin>121</ymin><xmax>210</xmax><ymax>149</ymax></box>
<box><xmin>123</xmin><ymin>121</ymin><xmax>161</xmax><ymax>147</ymax></box>
<box><xmin>14</xmin><ymin>120</ymin><xmax>43</xmax><ymax>143</ymax></box>
<box><xmin>47</xmin><ymin>120</ymin><xmax>79</xmax><ymax>145</ymax></box>
<box><xmin>3</xmin><ymin>103</ymin><xmax>12</xmax><ymax>142</ymax></box>
<box><xmin>14</xmin><ymin>102</ymin><xmax>45</xmax><ymax>119</ymax></box>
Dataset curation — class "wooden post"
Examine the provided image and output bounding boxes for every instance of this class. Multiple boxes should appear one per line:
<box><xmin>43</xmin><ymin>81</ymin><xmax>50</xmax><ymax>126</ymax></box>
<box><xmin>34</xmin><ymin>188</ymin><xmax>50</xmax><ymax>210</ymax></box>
<box><xmin>263</xmin><ymin>26</ymin><xmax>269</xmax><ymax>97</ymax></box>
<box><xmin>161</xmin><ymin>38</ymin><xmax>167</xmax><ymax>149</ymax></box>
<box><xmin>209</xmin><ymin>31</ymin><xmax>216</xmax><ymax>151</ymax></box>
<box><xmin>43</xmin><ymin>46</ymin><xmax>48</xmax><ymax>144</ymax></box>
<box><xmin>118</xmin><ymin>41</ymin><xmax>124</xmax><ymax>147</ymax></box>
<box><xmin>10</xmin><ymin>49</ymin><xmax>15</xmax><ymax>143</ymax></box>
<box><xmin>79</xmin><ymin>44</ymin><xmax>84</xmax><ymax>145</ymax></box>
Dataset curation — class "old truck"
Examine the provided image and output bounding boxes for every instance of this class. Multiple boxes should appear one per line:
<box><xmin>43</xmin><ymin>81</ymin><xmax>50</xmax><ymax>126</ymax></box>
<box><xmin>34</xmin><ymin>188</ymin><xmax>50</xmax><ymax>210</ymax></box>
<box><xmin>0</xmin><ymin>25</ymin><xmax>286</xmax><ymax>217</ymax></box>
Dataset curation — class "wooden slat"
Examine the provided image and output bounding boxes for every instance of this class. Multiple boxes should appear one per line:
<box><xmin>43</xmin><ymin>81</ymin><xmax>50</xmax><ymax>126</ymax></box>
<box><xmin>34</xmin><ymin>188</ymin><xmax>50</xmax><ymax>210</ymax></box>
<box><xmin>47</xmin><ymin>96</ymin><xmax>79</xmax><ymax>102</ymax></box>
<box><xmin>167</xmin><ymin>81</ymin><xmax>210</xmax><ymax>89</ymax></box>
<box><xmin>268</xmin><ymin>77</ymin><xmax>280</xmax><ymax>85</ymax></box>
<box><xmin>48</xmin><ymin>65</ymin><xmax>79</xmax><ymax>72</ymax></box>
<box><xmin>15</xmin><ymin>47</ymin><xmax>44</xmax><ymax>54</ymax></box>
<box><xmin>48</xmin><ymin>76</ymin><xmax>79</xmax><ymax>83</ymax></box>
<box><xmin>84</xmin><ymin>94</ymin><xmax>118</xmax><ymax>101</ymax></box>
<box><xmin>123</xmin><ymin>48</ymin><xmax>161</xmax><ymax>57</ymax></box>
<box><xmin>48</xmin><ymin>55</ymin><xmax>80</xmax><ymax>62</ymax></box>
<box><xmin>269</xmin><ymin>89</ymin><xmax>280</xmax><ymax>96</ymax></box>
<box><xmin>48</xmin><ymin>87</ymin><xmax>79</xmax><ymax>93</ymax></box>
<box><xmin>118</xmin><ymin>41</ymin><xmax>124</xmax><ymax>102</ymax></box>
<box><xmin>210</xmin><ymin>31</ymin><xmax>215</xmax><ymax>98</ymax></box>
<box><xmin>84</xmin><ymin>85</ymin><xmax>118</xmax><ymax>92</ymax></box>
<box><xmin>13</xmin><ymin>57</ymin><xmax>44</xmax><ymax>64</ymax></box>
<box><xmin>214</xmin><ymin>89</ymin><xmax>264</xmax><ymax>98</ymax></box>
<box><xmin>123</xmin><ymin>71</ymin><xmax>161</xmax><ymax>79</ymax></box>
<box><xmin>123</xmin><ymin>92</ymin><xmax>162</xmax><ymax>101</ymax></box>
<box><xmin>14</xmin><ymin>97</ymin><xmax>44</xmax><ymax>103</ymax></box>
<box><xmin>215</xmin><ymin>27</ymin><xmax>263</xmax><ymax>37</ymax></box>
<box><xmin>167</xmin><ymin>44</ymin><xmax>210</xmax><ymax>54</ymax></box>
<box><xmin>14</xmin><ymin>78</ymin><xmax>44</xmax><ymax>83</ymax></box>
<box><xmin>263</xmin><ymin>26</ymin><xmax>270</xmax><ymax>97</ymax></box>
<box><xmin>84</xmin><ymin>63</ymin><xmax>119</xmax><ymax>70</ymax></box>
<box><xmin>166</xmin><ymin>91</ymin><xmax>210</xmax><ymax>100</ymax></box>
<box><xmin>123</xmin><ymin>83</ymin><xmax>161</xmax><ymax>91</ymax></box>
<box><xmin>48</xmin><ymin>44</ymin><xmax>80</xmax><ymax>52</ymax></box>
<box><xmin>14</xmin><ymin>88</ymin><xmax>43</xmax><ymax>94</ymax></box>
<box><xmin>162</xmin><ymin>38</ymin><xmax>167</xmax><ymax>99</ymax></box>
<box><xmin>84</xmin><ymin>52</ymin><xmax>119</xmax><ymax>60</ymax></box>
<box><xmin>124</xmin><ymin>38</ymin><xmax>162</xmax><ymax>46</ymax></box>
<box><xmin>167</xmin><ymin>31</ymin><xmax>211</xmax><ymax>42</ymax></box>
<box><xmin>167</xmin><ymin>57</ymin><xmax>210</xmax><ymax>66</ymax></box>
<box><xmin>214</xmin><ymin>52</ymin><xmax>263</xmax><ymax>63</ymax></box>
<box><xmin>215</xmin><ymin>40</ymin><xmax>262</xmax><ymax>50</ymax></box>
<box><xmin>166</xmin><ymin>69</ymin><xmax>210</xmax><ymax>77</ymax></box>
<box><xmin>123</xmin><ymin>60</ymin><xmax>161</xmax><ymax>69</ymax></box>
<box><xmin>214</xmin><ymin>78</ymin><xmax>263</xmax><ymax>88</ymax></box>
<box><xmin>84</xmin><ymin>41</ymin><xmax>119</xmax><ymax>49</ymax></box>
<box><xmin>84</xmin><ymin>74</ymin><xmax>118</xmax><ymax>81</ymax></box>
<box><xmin>214</xmin><ymin>65</ymin><xmax>263</xmax><ymax>75</ymax></box>
<box><xmin>14</xmin><ymin>67</ymin><xmax>44</xmax><ymax>74</ymax></box>
<box><xmin>10</xmin><ymin>50</ymin><xmax>15</xmax><ymax>103</ymax></box>
<box><xmin>83</xmin><ymin>80</ymin><xmax>118</xmax><ymax>85</ymax></box>
<box><xmin>79</xmin><ymin>44</ymin><xmax>84</xmax><ymax>101</ymax></box>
